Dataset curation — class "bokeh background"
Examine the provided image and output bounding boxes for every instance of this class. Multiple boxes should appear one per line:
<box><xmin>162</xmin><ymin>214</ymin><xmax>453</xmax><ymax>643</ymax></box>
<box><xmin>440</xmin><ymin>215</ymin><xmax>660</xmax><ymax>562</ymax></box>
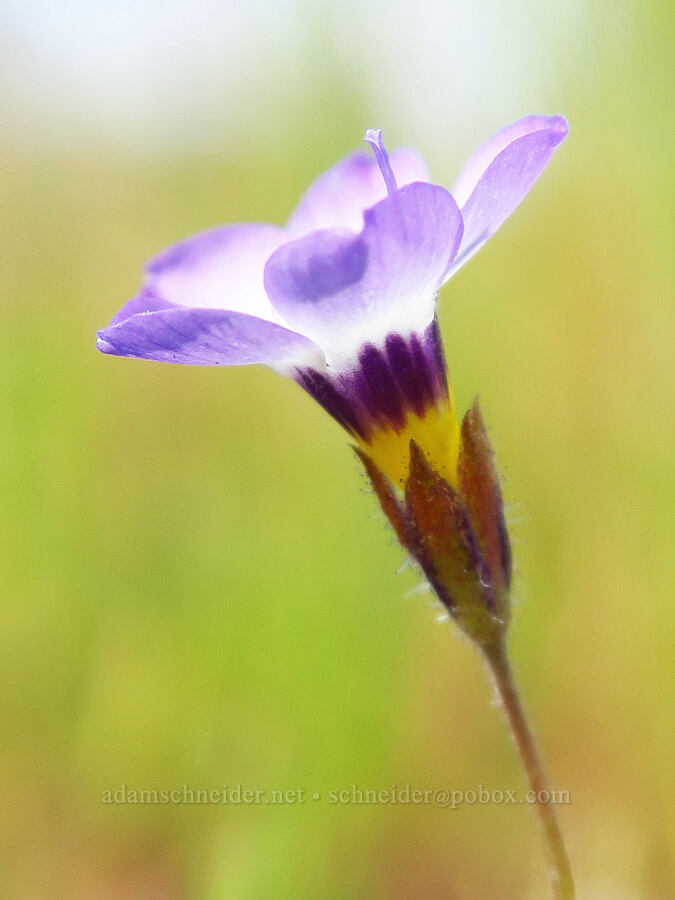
<box><xmin>2</xmin><ymin>1</ymin><xmax>673</xmax><ymax>897</ymax></box>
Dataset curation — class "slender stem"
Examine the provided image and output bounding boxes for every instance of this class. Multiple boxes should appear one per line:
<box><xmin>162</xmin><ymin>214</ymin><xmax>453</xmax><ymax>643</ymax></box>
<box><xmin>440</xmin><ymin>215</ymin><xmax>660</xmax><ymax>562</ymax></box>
<box><xmin>483</xmin><ymin>639</ymin><xmax>575</xmax><ymax>900</ymax></box>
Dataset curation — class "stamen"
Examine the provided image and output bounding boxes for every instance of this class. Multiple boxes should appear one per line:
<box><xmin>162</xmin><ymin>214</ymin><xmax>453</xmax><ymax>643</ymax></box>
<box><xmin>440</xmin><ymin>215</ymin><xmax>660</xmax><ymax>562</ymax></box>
<box><xmin>363</xmin><ymin>128</ymin><xmax>398</xmax><ymax>197</ymax></box>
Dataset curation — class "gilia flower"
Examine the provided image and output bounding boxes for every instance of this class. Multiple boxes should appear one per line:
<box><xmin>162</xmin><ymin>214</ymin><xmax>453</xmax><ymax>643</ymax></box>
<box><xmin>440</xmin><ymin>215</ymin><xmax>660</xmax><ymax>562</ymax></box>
<box><xmin>98</xmin><ymin>120</ymin><xmax>576</xmax><ymax>897</ymax></box>
<box><xmin>98</xmin><ymin>116</ymin><xmax>568</xmax><ymax>643</ymax></box>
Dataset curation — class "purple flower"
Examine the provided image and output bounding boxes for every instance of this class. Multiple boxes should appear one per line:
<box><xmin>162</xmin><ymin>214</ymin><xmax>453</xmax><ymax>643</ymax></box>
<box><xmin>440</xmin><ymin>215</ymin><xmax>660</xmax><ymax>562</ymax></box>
<box><xmin>98</xmin><ymin>116</ymin><xmax>568</xmax><ymax>486</ymax></box>
<box><xmin>98</xmin><ymin>119</ymin><xmax>577</xmax><ymax>887</ymax></box>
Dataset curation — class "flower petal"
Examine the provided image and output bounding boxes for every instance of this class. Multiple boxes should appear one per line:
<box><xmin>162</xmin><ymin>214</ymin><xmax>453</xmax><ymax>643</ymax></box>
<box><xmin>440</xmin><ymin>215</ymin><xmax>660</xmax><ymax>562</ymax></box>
<box><xmin>264</xmin><ymin>183</ymin><xmax>463</xmax><ymax>368</ymax></box>
<box><xmin>287</xmin><ymin>147</ymin><xmax>430</xmax><ymax>236</ymax></box>
<box><xmin>97</xmin><ymin>307</ymin><xmax>322</xmax><ymax>370</ymax></box>
<box><xmin>447</xmin><ymin>115</ymin><xmax>568</xmax><ymax>276</ymax></box>
<box><xmin>144</xmin><ymin>223</ymin><xmax>288</xmax><ymax>322</ymax></box>
<box><xmin>108</xmin><ymin>290</ymin><xmax>177</xmax><ymax>326</ymax></box>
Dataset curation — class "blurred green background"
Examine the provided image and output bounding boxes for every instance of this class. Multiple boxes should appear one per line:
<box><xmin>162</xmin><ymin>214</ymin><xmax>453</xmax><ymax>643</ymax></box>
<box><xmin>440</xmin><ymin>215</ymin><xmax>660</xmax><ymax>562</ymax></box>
<box><xmin>1</xmin><ymin>1</ymin><xmax>673</xmax><ymax>897</ymax></box>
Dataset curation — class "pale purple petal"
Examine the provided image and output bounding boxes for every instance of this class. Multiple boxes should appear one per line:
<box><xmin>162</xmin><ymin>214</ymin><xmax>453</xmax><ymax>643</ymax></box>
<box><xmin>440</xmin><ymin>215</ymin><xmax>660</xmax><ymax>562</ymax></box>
<box><xmin>144</xmin><ymin>223</ymin><xmax>288</xmax><ymax>323</ymax></box>
<box><xmin>108</xmin><ymin>290</ymin><xmax>177</xmax><ymax>326</ymax></box>
<box><xmin>287</xmin><ymin>147</ymin><xmax>430</xmax><ymax>236</ymax></box>
<box><xmin>452</xmin><ymin>115</ymin><xmax>569</xmax><ymax>207</ymax></box>
<box><xmin>97</xmin><ymin>307</ymin><xmax>322</xmax><ymax>369</ymax></box>
<box><xmin>447</xmin><ymin>115</ymin><xmax>568</xmax><ymax>277</ymax></box>
<box><xmin>265</xmin><ymin>183</ymin><xmax>463</xmax><ymax>367</ymax></box>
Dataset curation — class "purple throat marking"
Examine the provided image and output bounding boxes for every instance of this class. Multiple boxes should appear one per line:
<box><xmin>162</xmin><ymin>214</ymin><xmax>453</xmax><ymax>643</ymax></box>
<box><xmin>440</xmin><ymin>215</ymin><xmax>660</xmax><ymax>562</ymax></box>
<box><xmin>295</xmin><ymin>321</ymin><xmax>448</xmax><ymax>440</ymax></box>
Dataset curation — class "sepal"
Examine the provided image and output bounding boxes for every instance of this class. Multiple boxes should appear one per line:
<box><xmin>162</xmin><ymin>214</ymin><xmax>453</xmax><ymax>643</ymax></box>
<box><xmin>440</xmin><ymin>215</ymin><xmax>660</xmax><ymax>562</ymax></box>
<box><xmin>405</xmin><ymin>441</ymin><xmax>504</xmax><ymax>645</ymax></box>
<box><xmin>354</xmin><ymin>447</ymin><xmax>412</xmax><ymax>552</ymax></box>
<box><xmin>458</xmin><ymin>398</ymin><xmax>511</xmax><ymax>625</ymax></box>
<box><xmin>356</xmin><ymin>422</ymin><xmax>511</xmax><ymax>647</ymax></box>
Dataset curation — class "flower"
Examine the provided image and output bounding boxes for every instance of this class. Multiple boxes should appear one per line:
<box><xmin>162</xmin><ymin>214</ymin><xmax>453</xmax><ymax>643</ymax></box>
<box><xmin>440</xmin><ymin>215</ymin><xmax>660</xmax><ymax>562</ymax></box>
<box><xmin>98</xmin><ymin>117</ymin><xmax>567</xmax><ymax>639</ymax></box>
<box><xmin>97</xmin><ymin>119</ymin><xmax>575</xmax><ymax>888</ymax></box>
<box><xmin>98</xmin><ymin>116</ymin><xmax>568</xmax><ymax>497</ymax></box>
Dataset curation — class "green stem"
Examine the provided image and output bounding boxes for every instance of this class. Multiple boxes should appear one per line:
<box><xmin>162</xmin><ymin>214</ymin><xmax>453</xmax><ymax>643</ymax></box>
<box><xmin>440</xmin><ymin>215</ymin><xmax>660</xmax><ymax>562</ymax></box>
<box><xmin>483</xmin><ymin>639</ymin><xmax>575</xmax><ymax>900</ymax></box>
